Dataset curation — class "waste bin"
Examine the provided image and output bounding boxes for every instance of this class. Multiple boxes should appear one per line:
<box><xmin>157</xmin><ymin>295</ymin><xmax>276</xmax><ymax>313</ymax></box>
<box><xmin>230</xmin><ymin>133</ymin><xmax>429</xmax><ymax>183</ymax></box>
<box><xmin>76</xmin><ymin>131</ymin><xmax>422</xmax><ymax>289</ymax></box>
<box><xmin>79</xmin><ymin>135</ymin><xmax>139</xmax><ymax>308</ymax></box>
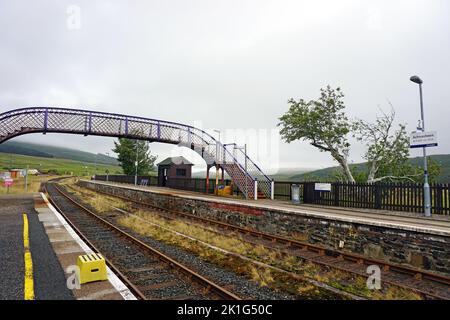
<box><xmin>291</xmin><ymin>184</ymin><xmax>300</xmax><ymax>204</ymax></box>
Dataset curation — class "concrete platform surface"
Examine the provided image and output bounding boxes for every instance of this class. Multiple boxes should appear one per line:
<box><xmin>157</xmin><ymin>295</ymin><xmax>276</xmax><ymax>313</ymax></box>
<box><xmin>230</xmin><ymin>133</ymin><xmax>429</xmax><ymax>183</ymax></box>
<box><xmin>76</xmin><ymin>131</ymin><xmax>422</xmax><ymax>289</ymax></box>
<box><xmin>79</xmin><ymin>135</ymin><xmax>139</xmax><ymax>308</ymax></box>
<box><xmin>0</xmin><ymin>193</ymin><xmax>73</xmax><ymax>300</ymax></box>
<box><xmin>0</xmin><ymin>192</ymin><xmax>136</xmax><ymax>300</ymax></box>
<box><xmin>88</xmin><ymin>180</ymin><xmax>450</xmax><ymax>236</ymax></box>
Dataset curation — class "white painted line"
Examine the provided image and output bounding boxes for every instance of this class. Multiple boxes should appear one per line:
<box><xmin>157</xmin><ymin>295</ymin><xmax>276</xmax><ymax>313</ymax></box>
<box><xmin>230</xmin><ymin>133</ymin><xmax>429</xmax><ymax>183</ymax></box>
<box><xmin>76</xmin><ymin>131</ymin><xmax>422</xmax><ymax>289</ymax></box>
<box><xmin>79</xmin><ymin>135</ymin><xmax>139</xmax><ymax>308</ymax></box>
<box><xmin>40</xmin><ymin>192</ymin><xmax>137</xmax><ymax>300</ymax></box>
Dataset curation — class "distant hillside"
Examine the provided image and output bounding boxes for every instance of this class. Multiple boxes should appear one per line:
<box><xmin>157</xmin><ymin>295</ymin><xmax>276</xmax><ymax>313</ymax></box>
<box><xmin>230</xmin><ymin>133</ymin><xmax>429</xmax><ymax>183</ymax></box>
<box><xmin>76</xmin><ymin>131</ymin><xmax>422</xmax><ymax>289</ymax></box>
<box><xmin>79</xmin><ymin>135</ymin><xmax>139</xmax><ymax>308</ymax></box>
<box><xmin>0</xmin><ymin>152</ymin><xmax>122</xmax><ymax>176</ymax></box>
<box><xmin>289</xmin><ymin>154</ymin><xmax>450</xmax><ymax>183</ymax></box>
<box><xmin>0</xmin><ymin>141</ymin><xmax>118</xmax><ymax>165</ymax></box>
<box><xmin>268</xmin><ymin>168</ymin><xmax>314</xmax><ymax>181</ymax></box>
<box><xmin>191</xmin><ymin>167</ymin><xmax>314</xmax><ymax>180</ymax></box>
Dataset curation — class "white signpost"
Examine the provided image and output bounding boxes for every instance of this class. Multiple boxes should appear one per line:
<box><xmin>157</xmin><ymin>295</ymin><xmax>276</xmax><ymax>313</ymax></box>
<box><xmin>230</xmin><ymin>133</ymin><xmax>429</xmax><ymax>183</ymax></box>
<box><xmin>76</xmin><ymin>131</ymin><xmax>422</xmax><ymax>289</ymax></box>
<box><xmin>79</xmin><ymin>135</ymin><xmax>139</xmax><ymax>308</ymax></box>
<box><xmin>315</xmin><ymin>183</ymin><xmax>332</xmax><ymax>192</ymax></box>
<box><xmin>4</xmin><ymin>177</ymin><xmax>13</xmax><ymax>194</ymax></box>
<box><xmin>409</xmin><ymin>130</ymin><xmax>437</xmax><ymax>217</ymax></box>
<box><xmin>410</xmin><ymin>131</ymin><xmax>438</xmax><ymax>149</ymax></box>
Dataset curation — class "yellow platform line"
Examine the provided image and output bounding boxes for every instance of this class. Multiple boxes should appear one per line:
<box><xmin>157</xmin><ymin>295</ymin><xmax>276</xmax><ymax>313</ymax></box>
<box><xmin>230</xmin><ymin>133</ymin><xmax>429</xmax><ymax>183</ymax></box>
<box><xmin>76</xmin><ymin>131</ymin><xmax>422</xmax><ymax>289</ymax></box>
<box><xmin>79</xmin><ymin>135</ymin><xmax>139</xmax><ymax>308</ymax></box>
<box><xmin>23</xmin><ymin>213</ymin><xmax>34</xmax><ymax>300</ymax></box>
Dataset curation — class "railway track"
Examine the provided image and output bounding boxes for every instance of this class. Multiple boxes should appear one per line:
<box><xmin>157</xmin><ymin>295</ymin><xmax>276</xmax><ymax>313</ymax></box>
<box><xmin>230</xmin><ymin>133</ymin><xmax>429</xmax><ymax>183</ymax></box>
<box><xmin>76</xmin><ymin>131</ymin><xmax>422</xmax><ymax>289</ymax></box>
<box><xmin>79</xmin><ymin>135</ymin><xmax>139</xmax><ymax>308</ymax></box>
<box><xmin>78</xmin><ymin>182</ymin><xmax>450</xmax><ymax>300</ymax></box>
<box><xmin>44</xmin><ymin>181</ymin><xmax>240</xmax><ymax>300</ymax></box>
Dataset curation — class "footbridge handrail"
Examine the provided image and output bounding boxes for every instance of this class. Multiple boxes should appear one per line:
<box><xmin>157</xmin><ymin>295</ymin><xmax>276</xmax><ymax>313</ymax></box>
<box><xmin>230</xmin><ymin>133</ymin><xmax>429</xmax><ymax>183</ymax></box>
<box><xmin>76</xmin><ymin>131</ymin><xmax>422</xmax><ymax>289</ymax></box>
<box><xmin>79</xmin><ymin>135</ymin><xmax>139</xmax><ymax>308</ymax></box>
<box><xmin>0</xmin><ymin>107</ymin><xmax>273</xmax><ymax>199</ymax></box>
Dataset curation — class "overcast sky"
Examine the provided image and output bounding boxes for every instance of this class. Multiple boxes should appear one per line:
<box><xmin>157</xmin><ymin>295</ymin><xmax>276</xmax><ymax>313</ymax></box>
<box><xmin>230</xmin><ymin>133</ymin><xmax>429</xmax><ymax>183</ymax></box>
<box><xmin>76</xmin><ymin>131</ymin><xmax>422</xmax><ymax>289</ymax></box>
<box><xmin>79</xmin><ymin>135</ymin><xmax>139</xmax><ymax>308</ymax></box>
<box><xmin>1</xmin><ymin>0</ymin><xmax>449</xmax><ymax>174</ymax></box>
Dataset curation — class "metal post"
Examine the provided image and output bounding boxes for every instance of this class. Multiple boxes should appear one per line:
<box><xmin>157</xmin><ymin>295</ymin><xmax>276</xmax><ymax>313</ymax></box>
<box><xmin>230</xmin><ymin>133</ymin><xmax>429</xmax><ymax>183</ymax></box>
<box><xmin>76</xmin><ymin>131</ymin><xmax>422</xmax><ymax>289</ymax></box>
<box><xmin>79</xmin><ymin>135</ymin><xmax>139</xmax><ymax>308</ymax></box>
<box><xmin>215</xmin><ymin>165</ymin><xmax>219</xmax><ymax>195</ymax></box>
<box><xmin>254</xmin><ymin>179</ymin><xmax>258</xmax><ymax>200</ymax></box>
<box><xmin>206</xmin><ymin>165</ymin><xmax>210</xmax><ymax>194</ymax></box>
<box><xmin>271</xmin><ymin>180</ymin><xmax>275</xmax><ymax>200</ymax></box>
<box><xmin>418</xmin><ymin>83</ymin><xmax>431</xmax><ymax>216</ymax></box>
<box><xmin>43</xmin><ymin>108</ymin><xmax>48</xmax><ymax>134</ymax></box>
<box><xmin>214</xmin><ymin>130</ymin><xmax>221</xmax><ymax>164</ymax></box>
<box><xmin>24</xmin><ymin>165</ymin><xmax>28</xmax><ymax>192</ymax></box>
<box><xmin>244</xmin><ymin>144</ymin><xmax>248</xmax><ymax>199</ymax></box>
<box><xmin>94</xmin><ymin>154</ymin><xmax>98</xmax><ymax>175</ymax></box>
<box><xmin>135</xmin><ymin>141</ymin><xmax>139</xmax><ymax>186</ymax></box>
<box><xmin>105</xmin><ymin>152</ymin><xmax>110</xmax><ymax>182</ymax></box>
<box><xmin>234</xmin><ymin>143</ymin><xmax>249</xmax><ymax>199</ymax></box>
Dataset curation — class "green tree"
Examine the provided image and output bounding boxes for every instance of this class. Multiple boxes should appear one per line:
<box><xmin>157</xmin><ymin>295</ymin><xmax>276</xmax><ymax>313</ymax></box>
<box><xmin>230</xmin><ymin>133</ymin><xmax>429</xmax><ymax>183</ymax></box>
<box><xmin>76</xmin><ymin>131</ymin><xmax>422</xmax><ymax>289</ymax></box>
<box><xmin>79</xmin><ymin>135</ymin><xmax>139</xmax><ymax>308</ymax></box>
<box><xmin>332</xmin><ymin>166</ymin><xmax>368</xmax><ymax>183</ymax></box>
<box><xmin>354</xmin><ymin>107</ymin><xmax>441</xmax><ymax>183</ymax></box>
<box><xmin>113</xmin><ymin>138</ymin><xmax>157</xmax><ymax>175</ymax></box>
<box><xmin>279</xmin><ymin>86</ymin><xmax>442</xmax><ymax>184</ymax></box>
<box><xmin>408</xmin><ymin>157</ymin><xmax>441</xmax><ymax>183</ymax></box>
<box><xmin>426</xmin><ymin>157</ymin><xmax>441</xmax><ymax>183</ymax></box>
<box><xmin>353</xmin><ymin>107</ymin><xmax>411</xmax><ymax>183</ymax></box>
<box><xmin>278</xmin><ymin>86</ymin><xmax>355</xmax><ymax>182</ymax></box>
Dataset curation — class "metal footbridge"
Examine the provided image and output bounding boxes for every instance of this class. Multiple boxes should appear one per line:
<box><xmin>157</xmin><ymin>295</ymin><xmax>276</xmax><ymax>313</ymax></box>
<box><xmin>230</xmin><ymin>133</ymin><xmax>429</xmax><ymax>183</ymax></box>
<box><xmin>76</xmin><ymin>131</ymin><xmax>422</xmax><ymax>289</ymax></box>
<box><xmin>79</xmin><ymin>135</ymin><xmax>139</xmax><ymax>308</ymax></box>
<box><xmin>0</xmin><ymin>107</ymin><xmax>273</xmax><ymax>199</ymax></box>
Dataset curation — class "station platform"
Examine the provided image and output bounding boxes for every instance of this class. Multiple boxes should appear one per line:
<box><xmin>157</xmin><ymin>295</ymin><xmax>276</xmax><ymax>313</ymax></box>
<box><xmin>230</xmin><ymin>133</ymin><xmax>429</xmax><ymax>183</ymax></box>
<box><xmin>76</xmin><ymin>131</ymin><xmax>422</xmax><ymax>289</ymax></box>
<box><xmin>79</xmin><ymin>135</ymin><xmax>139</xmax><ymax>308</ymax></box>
<box><xmin>88</xmin><ymin>180</ymin><xmax>450</xmax><ymax>237</ymax></box>
<box><xmin>0</xmin><ymin>193</ymin><xmax>136</xmax><ymax>300</ymax></box>
<box><xmin>82</xmin><ymin>180</ymin><xmax>450</xmax><ymax>274</ymax></box>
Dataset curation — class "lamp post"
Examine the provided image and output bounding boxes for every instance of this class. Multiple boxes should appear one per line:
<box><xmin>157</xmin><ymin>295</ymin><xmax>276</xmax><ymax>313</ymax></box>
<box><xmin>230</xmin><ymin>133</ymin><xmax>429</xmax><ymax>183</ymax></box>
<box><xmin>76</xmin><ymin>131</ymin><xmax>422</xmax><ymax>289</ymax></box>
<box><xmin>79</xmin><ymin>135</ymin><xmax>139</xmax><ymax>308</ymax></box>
<box><xmin>105</xmin><ymin>152</ymin><xmax>110</xmax><ymax>182</ymax></box>
<box><xmin>410</xmin><ymin>75</ymin><xmax>431</xmax><ymax>217</ymax></box>
<box><xmin>94</xmin><ymin>153</ymin><xmax>98</xmax><ymax>175</ymax></box>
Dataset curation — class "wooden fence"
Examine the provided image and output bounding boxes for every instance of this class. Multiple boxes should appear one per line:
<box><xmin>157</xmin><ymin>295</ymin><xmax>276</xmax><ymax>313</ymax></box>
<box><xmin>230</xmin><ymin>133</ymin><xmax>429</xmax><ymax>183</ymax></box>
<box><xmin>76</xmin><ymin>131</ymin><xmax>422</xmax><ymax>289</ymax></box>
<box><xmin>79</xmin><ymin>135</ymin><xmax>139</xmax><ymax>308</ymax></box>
<box><xmin>94</xmin><ymin>175</ymin><xmax>238</xmax><ymax>195</ymax></box>
<box><xmin>275</xmin><ymin>181</ymin><xmax>450</xmax><ymax>215</ymax></box>
<box><xmin>94</xmin><ymin>175</ymin><xmax>159</xmax><ymax>186</ymax></box>
<box><xmin>93</xmin><ymin>175</ymin><xmax>449</xmax><ymax>215</ymax></box>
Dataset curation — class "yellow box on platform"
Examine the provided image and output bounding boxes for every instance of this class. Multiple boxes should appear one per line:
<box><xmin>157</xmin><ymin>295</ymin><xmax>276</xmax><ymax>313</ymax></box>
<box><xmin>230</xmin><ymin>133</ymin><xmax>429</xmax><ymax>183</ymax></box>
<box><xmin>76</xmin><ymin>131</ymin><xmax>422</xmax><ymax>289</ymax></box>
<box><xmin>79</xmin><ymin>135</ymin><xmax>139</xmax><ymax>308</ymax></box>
<box><xmin>217</xmin><ymin>185</ymin><xmax>232</xmax><ymax>196</ymax></box>
<box><xmin>76</xmin><ymin>253</ymin><xmax>108</xmax><ymax>284</ymax></box>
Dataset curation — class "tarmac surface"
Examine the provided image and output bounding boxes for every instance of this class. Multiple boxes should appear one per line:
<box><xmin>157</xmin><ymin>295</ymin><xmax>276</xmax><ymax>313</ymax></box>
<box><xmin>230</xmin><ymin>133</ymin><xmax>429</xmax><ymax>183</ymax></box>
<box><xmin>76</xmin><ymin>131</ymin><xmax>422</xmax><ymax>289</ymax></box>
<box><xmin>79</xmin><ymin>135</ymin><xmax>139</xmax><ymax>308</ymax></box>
<box><xmin>0</xmin><ymin>194</ymin><xmax>74</xmax><ymax>300</ymax></box>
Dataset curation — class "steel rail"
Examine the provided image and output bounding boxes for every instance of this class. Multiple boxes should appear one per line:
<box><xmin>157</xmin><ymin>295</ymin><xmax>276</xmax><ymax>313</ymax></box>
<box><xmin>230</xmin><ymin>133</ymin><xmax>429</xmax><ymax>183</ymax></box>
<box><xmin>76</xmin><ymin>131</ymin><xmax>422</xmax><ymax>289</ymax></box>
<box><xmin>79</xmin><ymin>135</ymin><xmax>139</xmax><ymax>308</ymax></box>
<box><xmin>42</xmin><ymin>182</ymin><xmax>147</xmax><ymax>300</ymax></box>
<box><xmin>59</xmin><ymin>181</ymin><xmax>365</xmax><ymax>300</ymax></box>
<box><xmin>46</xmin><ymin>181</ymin><xmax>241</xmax><ymax>300</ymax></box>
<box><xmin>85</xmin><ymin>185</ymin><xmax>450</xmax><ymax>294</ymax></box>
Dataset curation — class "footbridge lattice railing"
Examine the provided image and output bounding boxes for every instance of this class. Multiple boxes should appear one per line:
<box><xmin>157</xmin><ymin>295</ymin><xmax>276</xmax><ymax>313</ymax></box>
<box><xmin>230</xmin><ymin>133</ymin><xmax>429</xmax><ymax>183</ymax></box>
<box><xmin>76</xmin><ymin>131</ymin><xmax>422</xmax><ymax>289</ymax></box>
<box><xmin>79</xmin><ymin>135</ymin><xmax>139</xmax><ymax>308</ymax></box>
<box><xmin>0</xmin><ymin>107</ymin><xmax>273</xmax><ymax>199</ymax></box>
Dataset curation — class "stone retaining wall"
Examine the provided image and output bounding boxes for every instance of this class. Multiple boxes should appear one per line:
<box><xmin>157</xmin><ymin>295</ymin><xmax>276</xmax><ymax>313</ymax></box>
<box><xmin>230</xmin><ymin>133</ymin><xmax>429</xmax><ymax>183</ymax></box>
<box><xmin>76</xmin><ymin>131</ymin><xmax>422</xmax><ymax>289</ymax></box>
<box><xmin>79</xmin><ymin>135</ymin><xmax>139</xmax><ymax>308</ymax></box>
<box><xmin>79</xmin><ymin>180</ymin><xmax>450</xmax><ymax>275</ymax></box>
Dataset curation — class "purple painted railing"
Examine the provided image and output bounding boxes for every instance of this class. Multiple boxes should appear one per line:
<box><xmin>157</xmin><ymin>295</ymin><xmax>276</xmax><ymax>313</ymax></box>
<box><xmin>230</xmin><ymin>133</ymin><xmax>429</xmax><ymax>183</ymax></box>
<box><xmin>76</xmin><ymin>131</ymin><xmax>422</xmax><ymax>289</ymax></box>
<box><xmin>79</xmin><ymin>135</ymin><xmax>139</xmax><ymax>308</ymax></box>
<box><xmin>0</xmin><ymin>107</ymin><xmax>273</xmax><ymax>199</ymax></box>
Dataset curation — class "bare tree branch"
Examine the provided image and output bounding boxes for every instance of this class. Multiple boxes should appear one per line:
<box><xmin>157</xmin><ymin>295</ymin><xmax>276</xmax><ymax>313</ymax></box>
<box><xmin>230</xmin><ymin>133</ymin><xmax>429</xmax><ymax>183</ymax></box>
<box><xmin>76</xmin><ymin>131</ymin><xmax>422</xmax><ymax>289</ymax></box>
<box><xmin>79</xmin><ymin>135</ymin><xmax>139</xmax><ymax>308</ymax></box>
<box><xmin>371</xmin><ymin>173</ymin><xmax>422</xmax><ymax>183</ymax></box>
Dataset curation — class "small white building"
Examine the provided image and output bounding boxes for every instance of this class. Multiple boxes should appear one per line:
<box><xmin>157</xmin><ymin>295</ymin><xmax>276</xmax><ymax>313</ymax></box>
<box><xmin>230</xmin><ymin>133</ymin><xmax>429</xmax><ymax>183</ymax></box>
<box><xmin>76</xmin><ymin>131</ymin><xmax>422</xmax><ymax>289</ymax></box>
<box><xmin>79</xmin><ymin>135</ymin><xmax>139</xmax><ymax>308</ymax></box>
<box><xmin>0</xmin><ymin>171</ymin><xmax>11</xmax><ymax>180</ymax></box>
<box><xmin>27</xmin><ymin>169</ymin><xmax>39</xmax><ymax>175</ymax></box>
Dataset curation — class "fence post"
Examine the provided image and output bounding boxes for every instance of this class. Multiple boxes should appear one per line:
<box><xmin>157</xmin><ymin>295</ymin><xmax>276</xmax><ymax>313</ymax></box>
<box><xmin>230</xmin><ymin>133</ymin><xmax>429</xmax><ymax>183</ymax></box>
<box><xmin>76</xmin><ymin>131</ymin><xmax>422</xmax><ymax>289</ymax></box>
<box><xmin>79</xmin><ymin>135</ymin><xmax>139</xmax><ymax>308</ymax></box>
<box><xmin>271</xmin><ymin>180</ymin><xmax>274</xmax><ymax>200</ymax></box>
<box><xmin>303</xmin><ymin>182</ymin><xmax>313</xmax><ymax>204</ymax></box>
<box><xmin>254</xmin><ymin>179</ymin><xmax>258</xmax><ymax>200</ymax></box>
<box><xmin>289</xmin><ymin>183</ymin><xmax>293</xmax><ymax>200</ymax></box>
<box><xmin>334</xmin><ymin>183</ymin><xmax>339</xmax><ymax>206</ymax></box>
<box><xmin>302</xmin><ymin>183</ymin><xmax>307</xmax><ymax>203</ymax></box>
<box><xmin>375</xmin><ymin>184</ymin><xmax>381</xmax><ymax>209</ymax></box>
<box><xmin>435</xmin><ymin>184</ymin><xmax>442</xmax><ymax>214</ymax></box>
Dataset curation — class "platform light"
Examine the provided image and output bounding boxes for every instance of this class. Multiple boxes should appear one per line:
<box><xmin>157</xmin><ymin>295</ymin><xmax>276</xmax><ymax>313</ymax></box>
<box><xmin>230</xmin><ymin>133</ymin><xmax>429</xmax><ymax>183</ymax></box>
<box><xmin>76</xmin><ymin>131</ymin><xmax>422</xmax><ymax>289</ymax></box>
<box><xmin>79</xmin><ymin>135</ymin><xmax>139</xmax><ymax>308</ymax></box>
<box><xmin>410</xmin><ymin>75</ymin><xmax>431</xmax><ymax>217</ymax></box>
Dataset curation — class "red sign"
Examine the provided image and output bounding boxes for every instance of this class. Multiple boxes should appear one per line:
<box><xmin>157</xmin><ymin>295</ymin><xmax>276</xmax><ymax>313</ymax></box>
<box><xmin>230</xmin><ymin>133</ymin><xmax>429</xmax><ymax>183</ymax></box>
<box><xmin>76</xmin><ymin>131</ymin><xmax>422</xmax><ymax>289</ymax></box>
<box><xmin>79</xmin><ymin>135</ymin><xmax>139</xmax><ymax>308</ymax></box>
<box><xmin>4</xmin><ymin>178</ymin><xmax>13</xmax><ymax>187</ymax></box>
